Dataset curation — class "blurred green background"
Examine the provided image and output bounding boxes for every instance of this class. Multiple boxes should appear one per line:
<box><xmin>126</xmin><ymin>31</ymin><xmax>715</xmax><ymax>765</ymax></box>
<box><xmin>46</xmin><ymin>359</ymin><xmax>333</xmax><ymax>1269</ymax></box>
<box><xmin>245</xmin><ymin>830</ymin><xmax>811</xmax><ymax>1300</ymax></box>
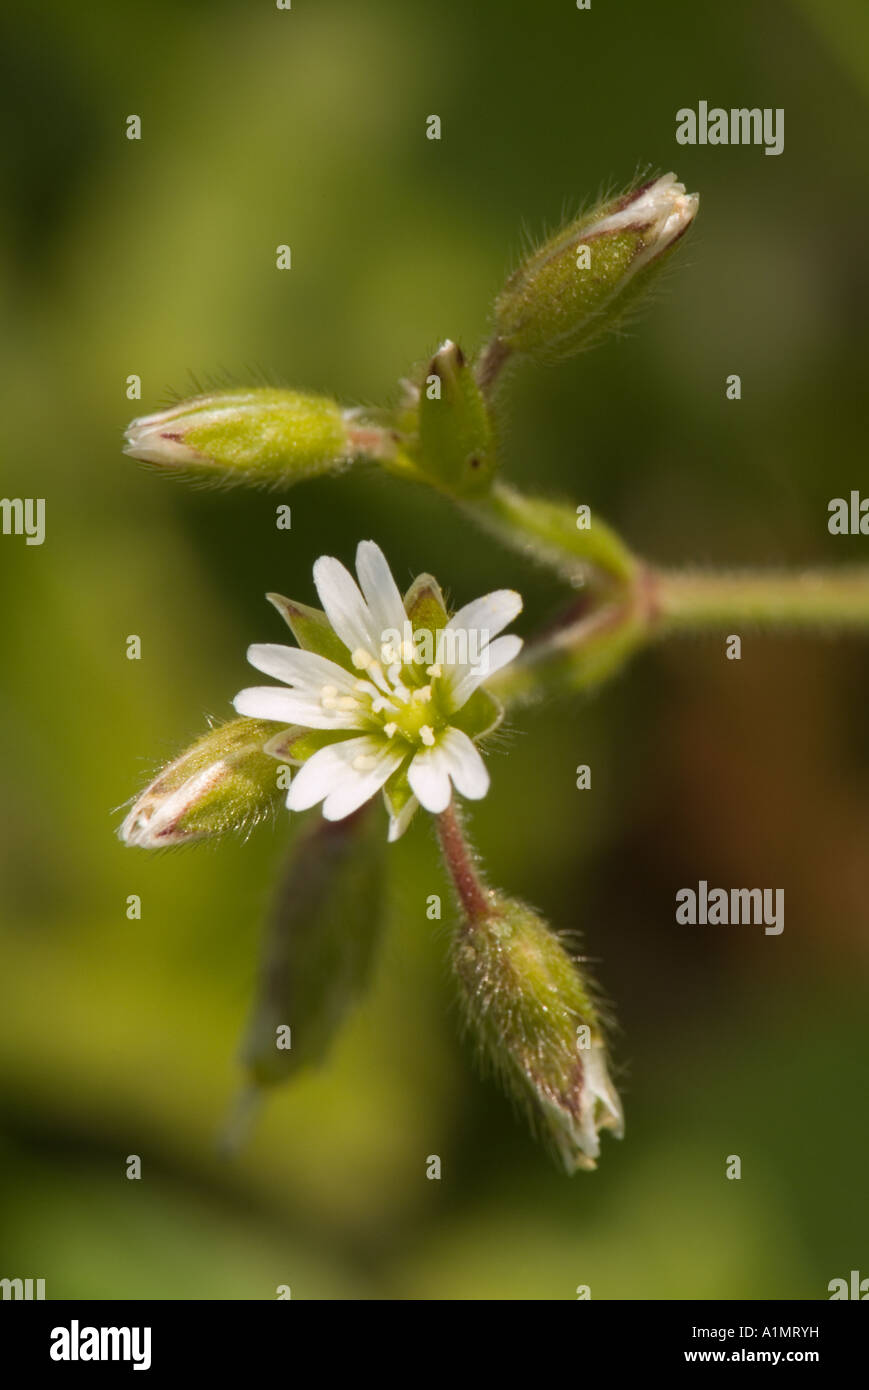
<box><xmin>1</xmin><ymin>0</ymin><xmax>868</xmax><ymax>1300</ymax></box>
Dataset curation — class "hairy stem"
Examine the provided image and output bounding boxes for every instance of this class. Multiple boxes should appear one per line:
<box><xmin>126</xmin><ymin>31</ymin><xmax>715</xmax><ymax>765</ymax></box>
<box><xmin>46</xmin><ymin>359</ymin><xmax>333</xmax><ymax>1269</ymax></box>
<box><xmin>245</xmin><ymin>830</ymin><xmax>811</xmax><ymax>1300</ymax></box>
<box><xmin>488</xmin><ymin>563</ymin><xmax>869</xmax><ymax>710</ymax></box>
<box><xmin>464</xmin><ymin>480</ymin><xmax>639</xmax><ymax>588</ymax></box>
<box><xmin>652</xmin><ymin>567</ymin><xmax>869</xmax><ymax>633</ymax></box>
<box><xmin>435</xmin><ymin>802</ymin><xmax>493</xmax><ymax>923</ymax></box>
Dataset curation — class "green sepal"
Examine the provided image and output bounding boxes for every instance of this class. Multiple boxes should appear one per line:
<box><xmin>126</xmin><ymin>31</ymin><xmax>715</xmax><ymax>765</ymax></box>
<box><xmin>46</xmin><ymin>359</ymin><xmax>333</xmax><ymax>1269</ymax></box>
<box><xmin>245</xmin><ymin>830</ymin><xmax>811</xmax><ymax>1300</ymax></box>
<box><xmin>266</xmin><ymin>593</ymin><xmax>353</xmax><ymax>669</ymax></box>
<box><xmin>383</xmin><ymin>763</ymin><xmax>414</xmax><ymax>816</ymax></box>
<box><xmin>403</xmin><ymin>573</ymin><xmax>449</xmax><ymax>633</ymax></box>
<box><xmin>413</xmin><ymin>340</ymin><xmax>498</xmax><ymax>498</ymax></box>
<box><xmin>450</xmin><ymin>687</ymin><xmax>504</xmax><ymax>742</ymax></box>
<box><xmin>383</xmin><ymin>763</ymin><xmax>419</xmax><ymax>842</ymax></box>
<box><xmin>263</xmin><ymin>726</ymin><xmax>350</xmax><ymax>765</ymax></box>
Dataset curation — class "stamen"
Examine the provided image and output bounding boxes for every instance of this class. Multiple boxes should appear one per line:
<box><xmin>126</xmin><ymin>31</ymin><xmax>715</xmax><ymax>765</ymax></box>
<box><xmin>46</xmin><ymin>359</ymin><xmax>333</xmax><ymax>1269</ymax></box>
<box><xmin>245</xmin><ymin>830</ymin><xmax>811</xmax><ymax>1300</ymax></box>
<box><xmin>368</xmin><ymin>661</ymin><xmax>392</xmax><ymax>696</ymax></box>
<box><xmin>321</xmin><ymin>684</ymin><xmax>338</xmax><ymax>698</ymax></box>
<box><xmin>386</xmin><ymin>663</ymin><xmax>412</xmax><ymax>703</ymax></box>
<box><xmin>335</xmin><ymin>696</ymin><xmax>359</xmax><ymax>711</ymax></box>
<box><xmin>426</xmin><ymin>663</ymin><xmax>442</xmax><ymax>678</ymax></box>
<box><xmin>351</xmin><ymin>648</ymin><xmax>372</xmax><ymax>670</ymax></box>
<box><xmin>412</xmin><ymin>685</ymin><xmax>433</xmax><ymax>704</ymax></box>
<box><xmin>420</xmin><ymin>725</ymin><xmax>435</xmax><ymax>747</ymax></box>
<box><xmin>383</xmin><ymin>722</ymin><xmax>398</xmax><ymax>738</ymax></box>
<box><xmin>371</xmin><ymin>696</ymin><xmax>399</xmax><ymax>714</ymax></box>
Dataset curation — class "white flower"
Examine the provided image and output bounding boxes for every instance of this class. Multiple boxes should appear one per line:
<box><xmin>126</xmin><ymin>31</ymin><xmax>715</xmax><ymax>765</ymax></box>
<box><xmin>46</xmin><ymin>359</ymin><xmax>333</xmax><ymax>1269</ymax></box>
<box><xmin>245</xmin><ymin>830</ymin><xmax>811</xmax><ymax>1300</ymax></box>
<box><xmin>233</xmin><ymin>541</ymin><xmax>522</xmax><ymax>839</ymax></box>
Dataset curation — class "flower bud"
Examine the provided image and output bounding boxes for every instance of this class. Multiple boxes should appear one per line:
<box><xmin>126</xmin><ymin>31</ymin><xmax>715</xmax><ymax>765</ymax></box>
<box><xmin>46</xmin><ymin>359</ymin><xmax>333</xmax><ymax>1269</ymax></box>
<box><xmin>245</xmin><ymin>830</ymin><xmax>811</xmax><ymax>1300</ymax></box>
<box><xmin>445</xmin><ymin>841</ymin><xmax>623</xmax><ymax>1171</ymax></box>
<box><xmin>479</xmin><ymin>173</ymin><xmax>698</xmax><ymax>385</ymax></box>
<box><xmin>240</xmin><ymin>805</ymin><xmax>385</xmax><ymax>1086</ymax></box>
<box><xmin>124</xmin><ymin>388</ymin><xmax>388</xmax><ymax>486</ymax></box>
<box><xmin>119</xmin><ymin>717</ymin><xmax>282</xmax><ymax>847</ymax></box>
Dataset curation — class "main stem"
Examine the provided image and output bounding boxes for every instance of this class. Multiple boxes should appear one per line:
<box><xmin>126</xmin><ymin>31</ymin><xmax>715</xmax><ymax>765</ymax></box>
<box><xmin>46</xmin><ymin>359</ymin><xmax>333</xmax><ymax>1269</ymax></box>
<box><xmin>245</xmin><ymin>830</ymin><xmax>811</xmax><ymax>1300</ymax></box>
<box><xmin>488</xmin><ymin>563</ymin><xmax>869</xmax><ymax>710</ymax></box>
<box><xmin>652</xmin><ymin>567</ymin><xmax>869</xmax><ymax>633</ymax></box>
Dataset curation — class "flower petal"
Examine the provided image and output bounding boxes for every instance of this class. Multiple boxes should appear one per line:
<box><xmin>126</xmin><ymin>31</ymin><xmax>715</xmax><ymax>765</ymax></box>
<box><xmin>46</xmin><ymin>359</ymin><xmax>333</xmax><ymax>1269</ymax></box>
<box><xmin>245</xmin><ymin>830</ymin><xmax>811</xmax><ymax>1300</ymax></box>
<box><xmin>438</xmin><ymin>727</ymin><xmax>490</xmax><ymax>800</ymax></box>
<box><xmin>355</xmin><ymin>540</ymin><xmax>407</xmax><ymax>647</ymax></box>
<box><xmin>287</xmin><ymin>735</ymin><xmax>402</xmax><ymax>822</ymax></box>
<box><xmin>443</xmin><ymin>633</ymin><xmax>523</xmax><ymax>711</ymax></box>
<box><xmin>233</xmin><ymin>686</ymin><xmax>363</xmax><ymax>729</ymax></box>
<box><xmin>446</xmin><ymin>589</ymin><xmax>522</xmax><ymax>644</ymax></box>
<box><xmin>312</xmin><ymin>555</ymin><xmax>378</xmax><ymax>657</ymax></box>
<box><xmin>407</xmin><ymin>745</ymin><xmax>452</xmax><ymax>813</ymax></box>
<box><xmin>246</xmin><ymin>643</ymin><xmax>360</xmax><ymax>694</ymax></box>
<box><xmin>322</xmin><ymin>746</ymin><xmax>403</xmax><ymax>821</ymax></box>
<box><xmin>287</xmin><ymin>735</ymin><xmax>379</xmax><ymax>811</ymax></box>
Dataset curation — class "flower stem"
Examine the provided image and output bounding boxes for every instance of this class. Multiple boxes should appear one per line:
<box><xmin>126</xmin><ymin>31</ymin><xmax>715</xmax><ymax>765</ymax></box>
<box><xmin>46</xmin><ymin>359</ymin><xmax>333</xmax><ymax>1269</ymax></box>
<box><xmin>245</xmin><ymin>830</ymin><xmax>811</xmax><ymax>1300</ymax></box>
<box><xmin>488</xmin><ymin>563</ymin><xmax>869</xmax><ymax>710</ymax></box>
<box><xmin>464</xmin><ymin>480</ymin><xmax>639</xmax><ymax>588</ymax></box>
<box><xmin>652</xmin><ymin>567</ymin><xmax>869</xmax><ymax>633</ymax></box>
<box><xmin>435</xmin><ymin>803</ymin><xmax>493</xmax><ymax>923</ymax></box>
<box><xmin>488</xmin><ymin>594</ymin><xmax>648</xmax><ymax>706</ymax></box>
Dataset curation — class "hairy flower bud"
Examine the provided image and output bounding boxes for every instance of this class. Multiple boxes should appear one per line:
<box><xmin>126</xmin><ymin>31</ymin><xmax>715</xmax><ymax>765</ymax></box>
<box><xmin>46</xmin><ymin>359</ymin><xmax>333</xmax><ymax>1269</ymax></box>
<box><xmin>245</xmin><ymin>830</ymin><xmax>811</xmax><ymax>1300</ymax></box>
<box><xmin>119</xmin><ymin>717</ymin><xmax>282</xmax><ymax>847</ymax></box>
<box><xmin>478</xmin><ymin>173</ymin><xmax>698</xmax><ymax>387</ymax></box>
<box><xmin>124</xmin><ymin>387</ymin><xmax>389</xmax><ymax>486</ymax></box>
<box><xmin>453</xmin><ymin>893</ymin><xmax>622</xmax><ymax>1171</ymax></box>
<box><xmin>438</xmin><ymin>806</ymin><xmax>622</xmax><ymax>1171</ymax></box>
